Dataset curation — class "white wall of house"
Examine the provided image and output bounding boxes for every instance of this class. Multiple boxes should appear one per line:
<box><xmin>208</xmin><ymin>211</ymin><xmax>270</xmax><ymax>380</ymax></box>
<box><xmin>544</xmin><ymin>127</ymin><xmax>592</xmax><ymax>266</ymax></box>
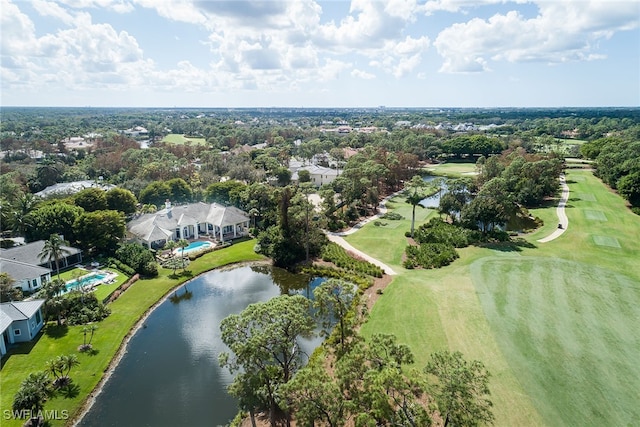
<box><xmin>309</xmin><ymin>171</ymin><xmax>339</xmax><ymax>186</ymax></box>
<box><xmin>16</xmin><ymin>273</ymin><xmax>51</xmax><ymax>293</ymax></box>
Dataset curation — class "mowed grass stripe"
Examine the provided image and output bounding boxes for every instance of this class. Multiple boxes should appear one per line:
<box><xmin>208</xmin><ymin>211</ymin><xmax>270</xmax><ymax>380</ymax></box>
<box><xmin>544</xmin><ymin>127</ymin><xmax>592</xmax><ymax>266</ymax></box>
<box><xmin>472</xmin><ymin>257</ymin><xmax>640</xmax><ymax>427</ymax></box>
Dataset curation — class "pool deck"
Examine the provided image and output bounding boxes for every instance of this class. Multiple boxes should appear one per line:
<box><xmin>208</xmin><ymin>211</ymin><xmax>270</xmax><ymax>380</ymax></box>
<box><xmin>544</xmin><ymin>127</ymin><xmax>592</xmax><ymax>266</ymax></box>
<box><xmin>172</xmin><ymin>241</ymin><xmax>216</xmax><ymax>256</ymax></box>
<box><xmin>64</xmin><ymin>270</ymin><xmax>119</xmax><ymax>293</ymax></box>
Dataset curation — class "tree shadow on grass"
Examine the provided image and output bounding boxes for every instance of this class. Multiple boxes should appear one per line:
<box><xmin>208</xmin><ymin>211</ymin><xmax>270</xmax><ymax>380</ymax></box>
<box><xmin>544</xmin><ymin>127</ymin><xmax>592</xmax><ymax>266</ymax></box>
<box><xmin>45</xmin><ymin>323</ymin><xmax>68</xmax><ymax>339</ymax></box>
<box><xmin>59</xmin><ymin>382</ymin><xmax>80</xmax><ymax>399</ymax></box>
<box><xmin>481</xmin><ymin>238</ymin><xmax>537</xmax><ymax>252</ymax></box>
<box><xmin>179</xmin><ymin>270</ymin><xmax>193</xmax><ymax>278</ymax></box>
<box><xmin>78</xmin><ymin>346</ymin><xmax>100</xmax><ymax>356</ymax></box>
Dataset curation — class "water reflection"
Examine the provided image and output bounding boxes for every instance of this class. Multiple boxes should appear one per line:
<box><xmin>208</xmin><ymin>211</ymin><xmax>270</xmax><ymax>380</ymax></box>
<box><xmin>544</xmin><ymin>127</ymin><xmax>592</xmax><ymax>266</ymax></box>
<box><xmin>78</xmin><ymin>265</ymin><xmax>321</xmax><ymax>427</ymax></box>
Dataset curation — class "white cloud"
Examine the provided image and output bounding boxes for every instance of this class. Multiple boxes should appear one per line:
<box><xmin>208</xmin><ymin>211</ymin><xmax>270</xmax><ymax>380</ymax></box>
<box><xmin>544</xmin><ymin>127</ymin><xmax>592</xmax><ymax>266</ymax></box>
<box><xmin>434</xmin><ymin>1</ymin><xmax>640</xmax><ymax>72</ymax></box>
<box><xmin>351</xmin><ymin>68</ymin><xmax>376</xmax><ymax>79</ymax></box>
<box><xmin>134</xmin><ymin>0</ymin><xmax>206</xmax><ymax>24</ymax></box>
<box><xmin>31</xmin><ymin>0</ymin><xmax>76</xmax><ymax>25</ymax></box>
<box><xmin>57</xmin><ymin>0</ymin><xmax>134</xmax><ymax>13</ymax></box>
<box><xmin>317</xmin><ymin>0</ymin><xmax>416</xmax><ymax>49</ymax></box>
<box><xmin>1</xmin><ymin>0</ymin><xmax>38</xmax><ymax>56</ymax></box>
<box><xmin>1</xmin><ymin>0</ymin><xmax>154</xmax><ymax>94</ymax></box>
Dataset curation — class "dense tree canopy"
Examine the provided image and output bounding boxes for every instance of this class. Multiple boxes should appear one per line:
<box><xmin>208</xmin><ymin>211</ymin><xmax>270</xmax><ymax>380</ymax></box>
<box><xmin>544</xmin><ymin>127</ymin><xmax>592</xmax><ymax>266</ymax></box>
<box><xmin>219</xmin><ymin>294</ymin><xmax>315</xmax><ymax>427</ymax></box>
<box><xmin>25</xmin><ymin>202</ymin><xmax>84</xmax><ymax>242</ymax></box>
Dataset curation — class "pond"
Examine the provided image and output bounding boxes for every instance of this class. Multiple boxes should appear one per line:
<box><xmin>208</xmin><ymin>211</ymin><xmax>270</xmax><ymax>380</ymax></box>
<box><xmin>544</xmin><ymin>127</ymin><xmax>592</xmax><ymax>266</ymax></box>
<box><xmin>77</xmin><ymin>264</ymin><xmax>323</xmax><ymax>427</ymax></box>
<box><xmin>419</xmin><ymin>175</ymin><xmax>446</xmax><ymax>208</ymax></box>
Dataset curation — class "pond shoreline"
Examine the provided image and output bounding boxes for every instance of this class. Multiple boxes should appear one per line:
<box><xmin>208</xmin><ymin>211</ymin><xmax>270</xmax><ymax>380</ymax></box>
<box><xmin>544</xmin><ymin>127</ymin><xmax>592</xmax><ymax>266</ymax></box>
<box><xmin>69</xmin><ymin>259</ymin><xmax>271</xmax><ymax>427</ymax></box>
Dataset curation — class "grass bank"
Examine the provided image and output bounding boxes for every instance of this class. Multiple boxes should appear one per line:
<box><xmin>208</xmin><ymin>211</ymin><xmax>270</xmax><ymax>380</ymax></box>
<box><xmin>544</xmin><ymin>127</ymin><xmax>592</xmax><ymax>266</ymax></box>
<box><xmin>354</xmin><ymin>169</ymin><xmax>640</xmax><ymax>426</ymax></box>
<box><xmin>0</xmin><ymin>240</ymin><xmax>264</xmax><ymax>427</ymax></box>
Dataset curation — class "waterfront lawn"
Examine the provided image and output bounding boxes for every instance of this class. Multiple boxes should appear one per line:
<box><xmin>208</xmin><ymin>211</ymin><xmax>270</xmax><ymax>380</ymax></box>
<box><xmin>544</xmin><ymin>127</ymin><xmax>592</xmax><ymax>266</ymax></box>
<box><xmin>355</xmin><ymin>170</ymin><xmax>640</xmax><ymax>426</ymax></box>
<box><xmin>0</xmin><ymin>240</ymin><xmax>264</xmax><ymax>427</ymax></box>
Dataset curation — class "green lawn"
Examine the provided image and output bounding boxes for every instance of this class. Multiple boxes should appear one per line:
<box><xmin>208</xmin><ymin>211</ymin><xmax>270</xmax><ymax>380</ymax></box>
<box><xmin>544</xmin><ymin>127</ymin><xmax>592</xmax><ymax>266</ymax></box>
<box><xmin>354</xmin><ymin>170</ymin><xmax>640</xmax><ymax>426</ymax></box>
<box><xmin>161</xmin><ymin>133</ymin><xmax>207</xmax><ymax>145</ymax></box>
<box><xmin>0</xmin><ymin>240</ymin><xmax>265</xmax><ymax>427</ymax></box>
<box><xmin>424</xmin><ymin>161</ymin><xmax>478</xmax><ymax>177</ymax></box>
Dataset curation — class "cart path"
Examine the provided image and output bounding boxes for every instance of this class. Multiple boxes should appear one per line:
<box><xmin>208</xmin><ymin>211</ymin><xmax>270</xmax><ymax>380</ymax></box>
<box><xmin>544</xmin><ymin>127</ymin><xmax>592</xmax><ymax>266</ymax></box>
<box><xmin>537</xmin><ymin>174</ymin><xmax>569</xmax><ymax>243</ymax></box>
<box><xmin>326</xmin><ymin>190</ymin><xmax>402</xmax><ymax>276</ymax></box>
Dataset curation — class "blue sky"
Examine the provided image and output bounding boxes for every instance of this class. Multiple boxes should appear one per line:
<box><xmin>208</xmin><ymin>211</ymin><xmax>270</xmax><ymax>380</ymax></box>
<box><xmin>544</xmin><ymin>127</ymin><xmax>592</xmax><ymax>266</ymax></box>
<box><xmin>1</xmin><ymin>0</ymin><xmax>638</xmax><ymax>108</ymax></box>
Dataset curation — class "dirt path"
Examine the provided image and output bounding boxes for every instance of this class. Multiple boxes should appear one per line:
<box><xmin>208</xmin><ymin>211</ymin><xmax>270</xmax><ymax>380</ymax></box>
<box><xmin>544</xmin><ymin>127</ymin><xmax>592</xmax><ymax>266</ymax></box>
<box><xmin>537</xmin><ymin>174</ymin><xmax>570</xmax><ymax>243</ymax></box>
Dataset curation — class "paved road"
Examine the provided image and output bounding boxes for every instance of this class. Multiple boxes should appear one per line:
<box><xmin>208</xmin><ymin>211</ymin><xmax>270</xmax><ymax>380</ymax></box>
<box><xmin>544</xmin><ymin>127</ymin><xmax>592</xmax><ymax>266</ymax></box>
<box><xmin>537</xmin><ymin>174</ymin><xmax>569</xmax><ymax>243</ymax></box>
<box><xmin>326</xmin><ymin>190</ymin><xmax>402</xmax><ymax>276</ymax></box>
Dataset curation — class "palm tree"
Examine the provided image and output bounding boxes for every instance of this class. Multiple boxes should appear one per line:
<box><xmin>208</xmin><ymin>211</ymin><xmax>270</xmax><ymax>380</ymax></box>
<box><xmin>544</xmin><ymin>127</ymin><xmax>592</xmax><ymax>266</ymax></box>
<box><xmin>39</xmin><ymin>234</ymin><xmax>71</xmax><ymax>280</ymax></box>
<box><xmin>12</xmin><ymin>371</ymin><xmax>54</xmax><ymax>425</ymax></box>
<box><xmin>249</xmin><ymin>207</ymin><xmax>259</xmax><ymax>230</ymax></box>
<box><xmin>163</xmin><ymin>240</ymin><xmax>179</xmax><ymax>275</ymax></box>
<box><xmin>45</xmin><ymin>354</ymin><xmax>78</xmax><ymax>388</ymax></box>
<box><xmin>177</xmin><ymin>239</ymin><xmax>189</xmax><ymax>271</ymax></box>
<box><xmin>11</xmin><ymin>192</ymin><xmax>39</xmax><ymax>236</ymax></box>
<box><xmin>405</xmin><ymin>175</ymin><xmax>428</xmax><ymax>238</ymax></box>
<box><xmin>43</xmin><ymin>278</ymin><xmax>66</xmax><ymax>299</ymax></box>
<box><xmin>81</xmin><ymin>324</ymin><xmax>98</xmax><ymax>351</ymax></box>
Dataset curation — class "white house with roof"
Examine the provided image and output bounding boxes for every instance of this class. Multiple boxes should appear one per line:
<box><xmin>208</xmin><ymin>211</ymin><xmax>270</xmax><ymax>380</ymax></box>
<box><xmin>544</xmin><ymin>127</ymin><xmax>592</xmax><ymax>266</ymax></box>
<box><xmin>1</xmin><ymin>299</ymin><xmax>46</xmax><ymax>357</ymax></box>
<box><xmin>0</xmin><ymin>240</ymin><xmax>82</xmax><ymax>293</ymax></box>
<box><xmin>0</xmin><ymin>259</ymin><xmax>51</xmax><ymax>293</ymax></box>
<box><xmin>291</xmin><ymin>165</ymin><xmax>340</xmax><ymax>187</ymax></box>
<box><xmin>35</xmin><ymin>180</ymin><xmax>116</xmax><ymax>198</ymax></box>
<box><xmin>127</xmin><ymin>201</ymin><xmax>250</xmax><ymax>249</ymax></box>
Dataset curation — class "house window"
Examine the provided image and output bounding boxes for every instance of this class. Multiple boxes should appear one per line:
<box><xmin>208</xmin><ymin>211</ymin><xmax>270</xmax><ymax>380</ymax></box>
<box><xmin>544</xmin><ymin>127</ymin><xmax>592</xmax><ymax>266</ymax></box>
<box><xmin>14</xmin><ymin>329</ymin><xmax>21</xmax><ymax>336</ymax></box>
<box><xmin>32</xmin><ymin>279</ymin><xmax>38</xmax><ymax>288</ymax></box>
<box><xmin>36</xmin><ymin>311</ymin><xmax>42</xmax><ymax>324</ymax></box>
<box><xmin>223</xmin><ymin>225</ymin><xmax>233</xmax><ymax>234</ymax></box>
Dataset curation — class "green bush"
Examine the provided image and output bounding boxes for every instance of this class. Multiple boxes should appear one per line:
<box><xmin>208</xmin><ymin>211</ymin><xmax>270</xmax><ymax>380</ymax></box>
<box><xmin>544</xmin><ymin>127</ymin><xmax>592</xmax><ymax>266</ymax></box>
<box><xmin>114</xmin><ymin>243</ymin><xmax>158</xmax><ymax>277</ymax></box>
<box><xmin>107</xmin><ymin>258</ymin><xmax>135</xmax><ymax>276</ymax></box>
<box><xmin>413</xmin><ymin>218</ymin><xmax>473</xmax><ymax>248</ymax></box>
<box><xmin>404</xmin><ymin>243</ymin><xmax>459</xmax><ymax>269</ymax></box>
<box><xmin>380</xmin><ymin>212</ymin><xmax>404</xmax><ymax>220</ymax></box>
<box><xmin>61</xmin><ymin>291</ymin><xmax>111</xmax><ymax>325</ymax></box>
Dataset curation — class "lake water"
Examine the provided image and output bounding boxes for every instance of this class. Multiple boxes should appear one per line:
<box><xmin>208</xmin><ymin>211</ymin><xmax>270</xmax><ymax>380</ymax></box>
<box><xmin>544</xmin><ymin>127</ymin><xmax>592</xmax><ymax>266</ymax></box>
<box><xmin>77</xmin><ymin>265</ymin><xmax>322</xmax><ymax>427</ymax></box>
<box><xmin>419</xmin><ymin>175</ymin><xmax>445</xmax><ymax>208</ymax></box>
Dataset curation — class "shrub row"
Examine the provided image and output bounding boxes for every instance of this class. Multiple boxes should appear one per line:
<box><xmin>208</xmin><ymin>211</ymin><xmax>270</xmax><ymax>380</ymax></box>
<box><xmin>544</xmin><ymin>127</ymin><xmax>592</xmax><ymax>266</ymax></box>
<box><xmin>300</xmin><ymin>265</ymin><xmax>373</xmax><ymax>291</ymax></box>
<box><xmin>103</xmin><ymin>274</ymin><xmax>139</xmax><ymax>304</ymax></box>
<box><xmin>321</xmin><ymin>242</ymin><xmax>384</xmax><ymax>278</ymax></box>
<box><xmin>107</xmin><ymin>258</ymin><xmax>135</xmax><ymax>276</ymax></box>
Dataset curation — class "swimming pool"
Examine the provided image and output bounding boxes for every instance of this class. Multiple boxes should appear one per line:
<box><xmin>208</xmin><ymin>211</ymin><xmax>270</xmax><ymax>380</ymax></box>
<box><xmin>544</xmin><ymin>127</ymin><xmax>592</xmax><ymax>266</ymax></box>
<box><xmin>64</xmin><ymin>272</ymin><xmax>108</xmax><ymax>292</ymax></box>
<box><xmin>174</xmin><ymin>240</ymin><xmax>214</xmax><ymax>255</ymax></box>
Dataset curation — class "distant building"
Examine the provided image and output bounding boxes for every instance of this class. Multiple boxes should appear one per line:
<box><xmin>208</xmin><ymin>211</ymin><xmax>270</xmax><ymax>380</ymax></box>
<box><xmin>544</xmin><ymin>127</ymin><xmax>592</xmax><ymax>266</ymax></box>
<box><xmin>35</xmin><ymin>180</ymin><xmax>116</xmax><ymax>198</ymax></box>
<box><xmin>122</xmin><ymin>126</ymin><xmax>149</xmax><ymax>137</ymax></box>
<box><xmin>291</xmin><ymin>165</ymin><xmax>340</xmax><ymax>187</ymax></box>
